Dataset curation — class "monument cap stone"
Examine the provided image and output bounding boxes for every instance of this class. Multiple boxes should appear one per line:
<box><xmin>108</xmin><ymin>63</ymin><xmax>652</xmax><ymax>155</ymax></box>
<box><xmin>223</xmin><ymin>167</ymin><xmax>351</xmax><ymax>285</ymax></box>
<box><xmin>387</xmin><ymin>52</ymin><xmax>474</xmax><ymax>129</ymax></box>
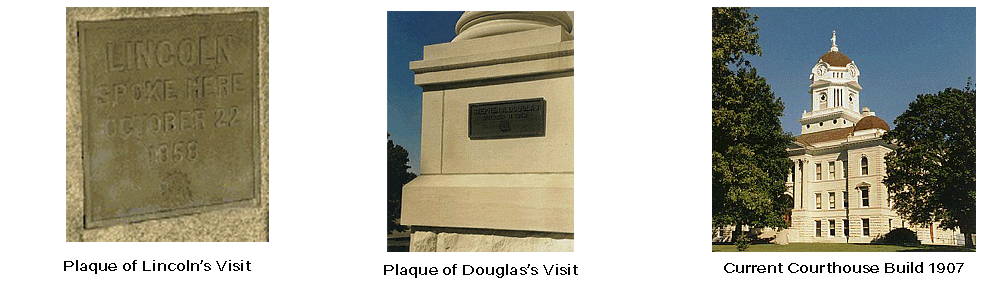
<box><xmin>454</xmin><ymin>11</ymin><xmax>573</xmax><ymax>41</ymax></box>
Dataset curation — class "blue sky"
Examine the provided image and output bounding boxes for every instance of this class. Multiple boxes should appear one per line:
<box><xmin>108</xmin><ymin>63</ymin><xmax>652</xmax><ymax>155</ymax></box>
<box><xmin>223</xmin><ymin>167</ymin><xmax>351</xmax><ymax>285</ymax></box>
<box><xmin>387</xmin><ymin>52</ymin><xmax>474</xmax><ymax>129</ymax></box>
<box><xmin>746</xmin><ymin>7</ymin><xmax>975</xmax><ymax>134</ymax></box>
<box><xmin>387</xmin><ymin>11</ymin><xmax>463</xmax><ymax>174</ymax></box>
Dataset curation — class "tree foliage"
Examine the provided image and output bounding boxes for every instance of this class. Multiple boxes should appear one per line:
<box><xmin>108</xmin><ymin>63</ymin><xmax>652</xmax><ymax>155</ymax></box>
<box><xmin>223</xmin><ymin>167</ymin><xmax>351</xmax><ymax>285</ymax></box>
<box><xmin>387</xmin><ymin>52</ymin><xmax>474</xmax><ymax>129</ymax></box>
<box><xmin>712</xmin><ymin>7</ymin><xmax>761</xmax><ymax>78</ymax></box>
<box><xmin>388</xmin><ymin>133</ymin><xmax>417</xmax><ymax>234</ymax></box>
<box><xmin>883</xmin><ymin>86</ymin><xmax>975</xmax><ymax>246</ymax></box>
<box><xmin>712</xmin><ymin>7</ymin><xmax>794</xmax><ymax>234</ymax></box>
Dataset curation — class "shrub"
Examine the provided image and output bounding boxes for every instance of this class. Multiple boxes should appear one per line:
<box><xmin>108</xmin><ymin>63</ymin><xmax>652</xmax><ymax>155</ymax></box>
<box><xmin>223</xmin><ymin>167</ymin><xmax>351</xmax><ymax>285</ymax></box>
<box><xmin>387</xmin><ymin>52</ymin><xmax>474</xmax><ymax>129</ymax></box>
<box><xmin>871</xmin><ymin>228</ymin><xmax>920</xmax><ymax>246</ymax></box>
<box><xmin>735</xmin><ymin>234</ymin><xmax>751</xmax><ymax>251</ymax></box>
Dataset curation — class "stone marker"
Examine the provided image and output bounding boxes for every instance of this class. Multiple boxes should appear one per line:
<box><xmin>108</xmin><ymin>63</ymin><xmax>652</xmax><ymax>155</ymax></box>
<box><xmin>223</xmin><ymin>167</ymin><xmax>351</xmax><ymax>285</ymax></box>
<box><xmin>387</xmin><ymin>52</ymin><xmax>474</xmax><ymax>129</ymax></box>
<box><xmin>402</xmin><ymin>11</ymin><xmax>574</xmax><ymax>252</ymax></box>
<box><xmin>774</xmin><ymin>231</ymin><xmax>790</xmax><ymax>245</ymax></box>
<box><xmin>67</xmin><ymin>8</ymin><xmax>268</xmax><ymax>241</ymax></box>
<box><xmin>80</xmin><ymin>11</ymin><xmax>259</xmax><ymax>228</ymax></box>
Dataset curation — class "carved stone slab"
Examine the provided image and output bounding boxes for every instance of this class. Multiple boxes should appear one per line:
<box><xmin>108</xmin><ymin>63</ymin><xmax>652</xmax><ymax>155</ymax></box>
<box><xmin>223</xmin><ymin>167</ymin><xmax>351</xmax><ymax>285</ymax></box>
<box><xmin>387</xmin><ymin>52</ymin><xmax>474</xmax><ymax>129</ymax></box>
<box><xmin>78</xmin><ymin>12</ymin><xmax>259</xmax><ymax>228</ymax></box>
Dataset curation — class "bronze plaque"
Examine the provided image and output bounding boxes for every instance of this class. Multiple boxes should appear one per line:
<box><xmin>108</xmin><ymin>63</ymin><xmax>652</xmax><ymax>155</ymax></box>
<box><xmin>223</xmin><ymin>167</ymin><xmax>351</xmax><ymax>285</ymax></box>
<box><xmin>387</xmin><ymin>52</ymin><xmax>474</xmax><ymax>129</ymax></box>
<box><xmin>468</xmin><ymin>98</ymin><xmax>546</xmax><ymax>139</ymax></box>
<box><xmin>79</xmin><ymin>12</ymin><xmax>259</xmax><ymax>228</ymax></box>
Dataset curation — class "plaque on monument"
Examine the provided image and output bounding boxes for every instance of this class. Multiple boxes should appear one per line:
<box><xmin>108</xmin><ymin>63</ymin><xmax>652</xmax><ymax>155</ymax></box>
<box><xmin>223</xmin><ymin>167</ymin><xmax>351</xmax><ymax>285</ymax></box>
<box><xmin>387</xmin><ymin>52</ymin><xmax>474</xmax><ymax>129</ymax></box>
<box><xmin>468</xmin><ymin>98</ymin><xmax>546</xmax><ymax>139</ymax></box>
<box><xmin>78</xmin><ymin>12</ymin><xmax>259</xmax><ymax>228</ymax></box>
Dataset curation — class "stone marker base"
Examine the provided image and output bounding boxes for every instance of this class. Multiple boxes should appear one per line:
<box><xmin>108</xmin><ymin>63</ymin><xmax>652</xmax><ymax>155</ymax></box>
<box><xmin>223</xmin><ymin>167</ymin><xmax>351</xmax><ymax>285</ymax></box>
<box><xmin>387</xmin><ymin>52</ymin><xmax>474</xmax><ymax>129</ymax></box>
<box><xmin>773</xmin><ymin>230</ymin><xmax>790</xmax><ymax>245</ymax></box>
<box><xmin>410</xmin><ymin>227</ymin><xmax>573</xmax><ymax>252</ymax></box>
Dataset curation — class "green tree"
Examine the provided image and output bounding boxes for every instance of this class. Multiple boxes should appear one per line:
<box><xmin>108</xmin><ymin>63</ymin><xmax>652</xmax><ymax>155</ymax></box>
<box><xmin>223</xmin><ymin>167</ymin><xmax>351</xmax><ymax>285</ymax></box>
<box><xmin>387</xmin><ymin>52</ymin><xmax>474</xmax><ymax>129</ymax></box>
<box><xmin>883</xmin><ymin>85</ymin><xmax>976</xmax><ymax>247</ymax></box>
<box><xmin>388</xmin><ymin>133</ymin><xmax>417</xmax><ymax>234</ymax></box>
<box><xmin>712</xmin><ymin>7</ymin><xmax>793</xmax><ymax>249</ymax></box>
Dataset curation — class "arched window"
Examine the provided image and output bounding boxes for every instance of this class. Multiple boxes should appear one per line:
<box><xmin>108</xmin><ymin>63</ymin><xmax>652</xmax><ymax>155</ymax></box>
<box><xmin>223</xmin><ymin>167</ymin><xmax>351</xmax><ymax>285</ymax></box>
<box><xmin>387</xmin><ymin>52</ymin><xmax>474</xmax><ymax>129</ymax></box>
<box><xmin>860</xmin><ymin>156</ymin><xmax>869</xmax><ymax>176</ymax></box>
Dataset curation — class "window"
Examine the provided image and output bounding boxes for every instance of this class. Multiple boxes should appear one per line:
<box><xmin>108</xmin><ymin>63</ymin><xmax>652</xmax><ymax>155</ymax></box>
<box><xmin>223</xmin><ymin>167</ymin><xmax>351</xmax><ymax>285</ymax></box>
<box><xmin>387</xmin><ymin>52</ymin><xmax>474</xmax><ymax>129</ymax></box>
<box><xmin>861</xmin><ymin>188</ymin><xmax>870</xmax><ymax>207</ymax></box>
<box><xmin>829</xmin><ymin>220</ymin><xmax>836</xmax><ymax>236</ymax></box>
<box><xmin>829</xmin><ymin>192</ymin><xmax>835</xmax><ymax>209</ymax></box>
<box><xmin>829</xmin><ymin>162</ymin><xmax>835</xmax><ymax>179</ymax></box>
<box><xmin>843</xmin><ymin>219</ymin><xmax>850</xmax><ymax>236</ymax></box>
<box><xmin>843</xmin><ymin>191</ymin><xmax>848</xmax><ymax>208</ymax></box>
<box><xmin>815</xmin><ymin>193</ymin><xmax>822</xmax><ymax>209</ymax></box>
<box><xmin>816</xmin><ymin>220</ymin><xmax>822</xmax><ymax>237</ymax></box>
<box><xmin>816</xmin><ymin>163</ymin><xmax>822</xmax><ymax>180</ymax></box>
<box><xmin>860</xmin><ymin>156</ymin><xmax>869</xmax><ymax>176</ymax></box>
<box><xmin>862</xmin><ymin>218</ymin><xmax>870</xmax><ymax>236</ymax></box>
<box><xmin>889</xmin><ymin>219</ymin><xmax>893</xmax><ymax>229</ymax></box>
<box><xmin>842</xmin><ymin>161</ymin><xmax>848</xmax><ymax>178</ymax></box>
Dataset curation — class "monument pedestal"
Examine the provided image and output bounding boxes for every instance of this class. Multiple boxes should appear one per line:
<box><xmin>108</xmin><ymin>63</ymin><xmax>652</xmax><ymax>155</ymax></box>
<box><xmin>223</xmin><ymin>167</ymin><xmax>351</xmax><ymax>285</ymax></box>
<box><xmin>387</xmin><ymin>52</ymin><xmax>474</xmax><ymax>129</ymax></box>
<box><xmin>402</xmin><ymin>11</ymin><xmax>574</xmax><ymax>252</ymax></box>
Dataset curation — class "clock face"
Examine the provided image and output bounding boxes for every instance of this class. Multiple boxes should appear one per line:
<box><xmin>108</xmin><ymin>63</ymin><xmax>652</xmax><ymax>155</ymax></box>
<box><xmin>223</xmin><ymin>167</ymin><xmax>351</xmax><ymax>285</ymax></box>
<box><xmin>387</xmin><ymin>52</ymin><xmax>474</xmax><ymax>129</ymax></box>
<box><xmin>820</xmin><ymin>93</ymin><xmax>827</xmax><ymax>101</ymax></box>
<box><xmin>815</xmin><ymin>64</ymin><xmax>828</xmax><ymax>76</ymax></box>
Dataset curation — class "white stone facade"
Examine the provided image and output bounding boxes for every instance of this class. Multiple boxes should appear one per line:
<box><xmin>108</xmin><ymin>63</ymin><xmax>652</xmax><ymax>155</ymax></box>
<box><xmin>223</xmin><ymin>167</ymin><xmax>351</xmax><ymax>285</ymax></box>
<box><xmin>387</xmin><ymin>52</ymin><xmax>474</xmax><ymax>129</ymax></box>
<box><xmin>783</xmin><ymin>147</ymin><xmax>965</xmax><ymax>246</ymax></box>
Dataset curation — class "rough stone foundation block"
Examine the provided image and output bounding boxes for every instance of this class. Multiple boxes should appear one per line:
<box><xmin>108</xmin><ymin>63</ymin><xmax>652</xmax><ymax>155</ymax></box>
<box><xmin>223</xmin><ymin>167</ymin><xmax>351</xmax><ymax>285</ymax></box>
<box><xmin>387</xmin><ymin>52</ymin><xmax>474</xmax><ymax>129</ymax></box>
<box><xmin>409</xmin><ymin>231</ymin><xmax>438</xmax><ymax>252</ymax></box>
<box><xmin>410</xmin><ymin>228</ymin><xmax>573</xmax><ymax>252</ymax></box>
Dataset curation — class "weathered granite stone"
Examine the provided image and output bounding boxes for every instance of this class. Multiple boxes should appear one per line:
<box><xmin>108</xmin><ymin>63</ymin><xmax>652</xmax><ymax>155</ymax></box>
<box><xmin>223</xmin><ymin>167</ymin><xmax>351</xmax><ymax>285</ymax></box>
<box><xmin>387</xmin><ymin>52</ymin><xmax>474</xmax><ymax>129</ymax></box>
<box><xmin>409</xmin><ymin>231</ymin><xmax>438</xmax><ymax>252</ymax></box>
<box><xmin>66</xmin><ymin>7</ymin><xmax>268</xmax><ymax>242</ymax></box>
<box><xmin>409</xmin><ymin>229</ymin><xmax>573</xmax><ymax>252</ymax></box>
<box><xmin>436</xmin><ymin>232</ymin><xmax>573</xmax><ymax>252</ymax></box>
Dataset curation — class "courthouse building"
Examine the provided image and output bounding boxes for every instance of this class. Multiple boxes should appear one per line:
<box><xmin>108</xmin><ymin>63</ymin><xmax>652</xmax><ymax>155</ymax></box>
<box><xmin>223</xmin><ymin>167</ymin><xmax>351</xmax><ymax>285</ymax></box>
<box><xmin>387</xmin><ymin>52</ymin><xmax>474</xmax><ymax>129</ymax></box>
<box><xmin>713</xmin><ymin>32</ymin><xmax>964</xmax><ymax>245</ymax></box>
<box><xmin>781</xmin><ymin>33</ymin><xmax>964</xmax><ymax>245</ymax></box>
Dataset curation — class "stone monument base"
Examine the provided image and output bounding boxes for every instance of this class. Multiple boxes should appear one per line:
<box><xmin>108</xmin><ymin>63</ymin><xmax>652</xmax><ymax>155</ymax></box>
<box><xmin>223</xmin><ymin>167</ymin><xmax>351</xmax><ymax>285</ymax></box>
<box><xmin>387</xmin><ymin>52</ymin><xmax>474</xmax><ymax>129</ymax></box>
<box><xmin>410</xmin><ymin>227</ymin><xmax>573</xmax><ymax>252</ymax></box>
<box><xmin>773</xmin><ymin>230</ymin><xmax>790</xmax><ymax>245</ymax></box>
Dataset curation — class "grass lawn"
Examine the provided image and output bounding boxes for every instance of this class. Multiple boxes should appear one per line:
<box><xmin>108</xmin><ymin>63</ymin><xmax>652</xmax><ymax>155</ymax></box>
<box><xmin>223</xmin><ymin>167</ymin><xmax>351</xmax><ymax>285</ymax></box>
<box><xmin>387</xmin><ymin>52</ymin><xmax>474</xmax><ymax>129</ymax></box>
<box><xmin>712</xmin><ymin>243</ymin><xmax>974</xmax><ymax>252</ymax></box>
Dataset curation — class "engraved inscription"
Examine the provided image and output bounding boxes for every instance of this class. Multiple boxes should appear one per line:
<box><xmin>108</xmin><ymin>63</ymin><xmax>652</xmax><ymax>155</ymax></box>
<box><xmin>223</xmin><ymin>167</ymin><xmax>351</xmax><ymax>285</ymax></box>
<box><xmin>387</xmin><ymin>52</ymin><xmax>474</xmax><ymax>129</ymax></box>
<box><xmin>468</xmin><ymin>98</ymin><xmax>546</xmax><ymax>139</ymax></box>
<box><xmin>146</xmin><ymin>140</ymin><xmax>198</xmax><ymax>163</ymax></box>
<box><xmin>104</xmin><ymin>35</ymin><xmax>236</xmax><ymax>71</ymax></box>
<box><xmin>80</xmin><ymin>12</ymin><xmax>259</xmax><ymax>228</ymax></box>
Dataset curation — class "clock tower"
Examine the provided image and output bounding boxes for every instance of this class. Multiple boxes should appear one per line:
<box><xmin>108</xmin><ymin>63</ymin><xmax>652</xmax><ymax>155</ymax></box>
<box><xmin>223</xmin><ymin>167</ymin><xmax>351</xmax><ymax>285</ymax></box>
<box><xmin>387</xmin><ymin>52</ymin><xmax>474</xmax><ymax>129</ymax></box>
<box><xmin>801</xmin><ymin>31</ymin><xmax>864</xmax><ymax>134</ymax></box>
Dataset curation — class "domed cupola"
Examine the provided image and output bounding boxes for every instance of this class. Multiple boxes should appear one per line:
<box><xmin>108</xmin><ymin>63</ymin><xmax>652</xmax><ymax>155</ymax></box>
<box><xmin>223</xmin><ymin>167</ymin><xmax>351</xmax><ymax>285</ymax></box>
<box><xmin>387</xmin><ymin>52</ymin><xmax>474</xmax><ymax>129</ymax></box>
<box><xmin>819</xmin><ymin>51</ymin><xmax>852</xmax><ymax>67</ymax></box>
<box><xmin>853</xmin><ymin>107</ymin><xmax>890</xmax><ymax>132</ymax></box>
<box><xmin>800</xmin><ymin>31</ymin><xmax>866</xmax><ymax>135</ymax></box>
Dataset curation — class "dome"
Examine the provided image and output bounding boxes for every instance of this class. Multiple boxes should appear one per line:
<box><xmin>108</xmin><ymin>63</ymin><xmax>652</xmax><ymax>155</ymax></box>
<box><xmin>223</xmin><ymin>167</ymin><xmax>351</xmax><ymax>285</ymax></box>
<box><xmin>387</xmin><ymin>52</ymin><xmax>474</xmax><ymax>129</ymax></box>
<box><xmin>854</xmin><ymin>116</ymin><xmax>890</xmax><ymax>132</ymax></box>
<box><xmin>819</xmin><ymin>51</ymin><xmax>852</xmax><ymax>67</ymax></box>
